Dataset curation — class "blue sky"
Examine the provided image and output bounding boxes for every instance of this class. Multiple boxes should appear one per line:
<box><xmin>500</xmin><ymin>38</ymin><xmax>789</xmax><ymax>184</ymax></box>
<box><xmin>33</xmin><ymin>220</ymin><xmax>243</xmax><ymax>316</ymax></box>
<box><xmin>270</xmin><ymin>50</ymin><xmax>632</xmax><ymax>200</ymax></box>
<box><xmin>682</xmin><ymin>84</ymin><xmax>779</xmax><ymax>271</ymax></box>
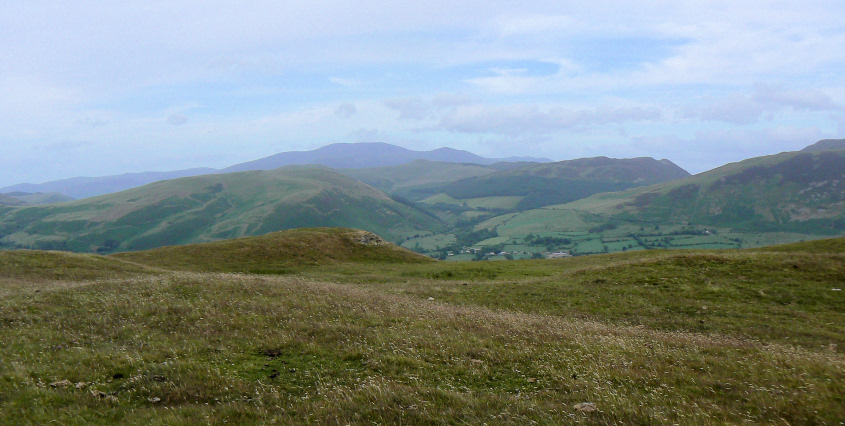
<box><xmin>2</xmin><ymin>1</ymin><xmax>844</xmax><ymax>187</ymax></box>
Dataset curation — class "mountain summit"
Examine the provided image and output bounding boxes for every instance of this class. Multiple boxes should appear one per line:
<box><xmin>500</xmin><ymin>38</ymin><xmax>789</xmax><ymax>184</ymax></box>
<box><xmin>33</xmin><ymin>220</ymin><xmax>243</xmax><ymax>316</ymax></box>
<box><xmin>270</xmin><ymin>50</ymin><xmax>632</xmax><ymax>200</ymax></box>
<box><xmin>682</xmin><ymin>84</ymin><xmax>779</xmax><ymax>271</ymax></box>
<box><xmin>223</xmin><ymin>142</ymin><xmax>551</xmax><ymax>172</ymax></box>
<box><xmin>801</xmin><ymin>139</ymin><xmax>845</xmax><ymax>152</ymax></box>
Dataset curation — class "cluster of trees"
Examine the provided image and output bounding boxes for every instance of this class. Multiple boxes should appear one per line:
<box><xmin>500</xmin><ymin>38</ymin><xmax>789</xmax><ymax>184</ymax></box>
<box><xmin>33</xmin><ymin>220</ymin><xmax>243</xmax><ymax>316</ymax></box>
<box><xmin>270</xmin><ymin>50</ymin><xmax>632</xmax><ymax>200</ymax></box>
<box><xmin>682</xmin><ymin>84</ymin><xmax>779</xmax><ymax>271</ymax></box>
<box><xmin>523</xmin><ymin>233</ymin><xmax>572</xmax><ymax>247</ymax></box>
<box><xmin>453</xmin><ymin>227</ymin><xmax>498</xmax><ymax>249</ymax></box>
<box><xmin>588</xmin><ymin>223</ymin><xmax>617</xmax><ymax>233</ymax></box>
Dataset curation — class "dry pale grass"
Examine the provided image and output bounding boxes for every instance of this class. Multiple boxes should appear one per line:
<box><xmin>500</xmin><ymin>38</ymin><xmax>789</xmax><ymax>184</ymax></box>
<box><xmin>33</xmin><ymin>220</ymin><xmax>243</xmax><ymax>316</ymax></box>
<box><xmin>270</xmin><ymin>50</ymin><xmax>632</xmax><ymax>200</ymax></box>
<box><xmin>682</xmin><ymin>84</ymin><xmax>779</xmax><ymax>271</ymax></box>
<box><xmin>2</xmin><ymin>270</ymin><xmax>841</xmax><ymax>424</ymax></box>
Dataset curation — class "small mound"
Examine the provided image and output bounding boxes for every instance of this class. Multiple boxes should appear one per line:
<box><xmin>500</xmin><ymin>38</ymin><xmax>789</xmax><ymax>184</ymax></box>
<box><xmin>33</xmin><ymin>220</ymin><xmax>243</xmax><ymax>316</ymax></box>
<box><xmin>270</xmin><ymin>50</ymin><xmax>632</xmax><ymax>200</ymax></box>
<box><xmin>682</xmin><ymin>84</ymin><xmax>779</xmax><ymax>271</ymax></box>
<box><xmin>112</xmin><ymin>227</ymin><xmax>433</xmax><ymax>273</ymax></box>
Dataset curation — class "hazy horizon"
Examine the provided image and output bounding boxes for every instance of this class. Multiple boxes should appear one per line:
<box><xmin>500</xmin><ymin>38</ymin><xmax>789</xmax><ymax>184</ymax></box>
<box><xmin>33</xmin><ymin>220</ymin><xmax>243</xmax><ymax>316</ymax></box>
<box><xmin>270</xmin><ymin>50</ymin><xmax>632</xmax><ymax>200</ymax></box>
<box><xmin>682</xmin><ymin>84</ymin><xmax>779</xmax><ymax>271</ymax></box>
<box><xmin>2</xmin><ymin>1</ymin><xmax>844</xmax><ymax>187</ymax></box>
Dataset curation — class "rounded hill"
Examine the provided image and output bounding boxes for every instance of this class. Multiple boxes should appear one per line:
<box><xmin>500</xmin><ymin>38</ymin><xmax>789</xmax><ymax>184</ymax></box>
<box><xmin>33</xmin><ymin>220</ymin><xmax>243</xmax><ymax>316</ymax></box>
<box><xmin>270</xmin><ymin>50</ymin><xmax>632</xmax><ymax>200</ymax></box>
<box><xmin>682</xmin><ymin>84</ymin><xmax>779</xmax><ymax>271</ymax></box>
<box><xmin>113</xmin><ymin>227</ymin><xmax>434</xmax><ymax>273</ymax></box>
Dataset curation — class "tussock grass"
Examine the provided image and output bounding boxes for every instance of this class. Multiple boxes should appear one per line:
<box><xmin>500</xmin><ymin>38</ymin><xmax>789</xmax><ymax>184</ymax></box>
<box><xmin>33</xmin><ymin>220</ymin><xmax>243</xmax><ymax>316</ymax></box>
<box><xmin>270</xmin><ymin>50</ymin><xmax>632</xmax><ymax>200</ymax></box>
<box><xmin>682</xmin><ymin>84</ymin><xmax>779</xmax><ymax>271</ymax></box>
<box><xmin>0</xmin><ymin>250</ymin><xmax>156</xmax><ymax>298</ymax></box>
<box><xmin>306</xmin><ymin>243</ymin><xmax>845</xmax><ymax>350</ymax></box>
<box><xmin>1</xmin><ymin>235</ymin><xmax>843</xmax><ymax>423</ymax></box>
<box><xmin>0</xmin><ymin>250</ymin><xmax>153</xmax><ymax>281</ymax></box>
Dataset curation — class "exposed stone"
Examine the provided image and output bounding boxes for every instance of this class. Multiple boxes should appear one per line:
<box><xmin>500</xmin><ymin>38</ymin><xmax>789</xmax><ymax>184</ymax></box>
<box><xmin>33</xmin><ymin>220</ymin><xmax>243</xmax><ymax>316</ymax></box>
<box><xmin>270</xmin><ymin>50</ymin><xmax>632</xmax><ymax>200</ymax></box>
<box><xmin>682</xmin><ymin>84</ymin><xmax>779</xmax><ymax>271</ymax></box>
<box><xmin>49</xmin><ymin>379</ymin><xmax>72</xmax><ymax>388</ymax></box>
<box><xmin>574</xmin><ymin>402</ymin><xmax>597</xmax><ymax>413</ymax></box>
<box><xmin>354</xmin><ymin>232</ymin><xmax>386</xmax><ymax>246</ymax></box>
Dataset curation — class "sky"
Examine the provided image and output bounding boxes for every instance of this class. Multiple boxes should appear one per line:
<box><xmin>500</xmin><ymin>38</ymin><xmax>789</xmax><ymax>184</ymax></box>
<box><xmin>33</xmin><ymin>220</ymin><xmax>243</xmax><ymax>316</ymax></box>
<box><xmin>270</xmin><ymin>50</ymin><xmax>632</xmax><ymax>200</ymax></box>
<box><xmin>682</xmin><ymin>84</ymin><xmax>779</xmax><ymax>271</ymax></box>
<box><xmin>2</xmin><ymin>1</ymin><xmax>845</xmax><ymax>187</ymax></box>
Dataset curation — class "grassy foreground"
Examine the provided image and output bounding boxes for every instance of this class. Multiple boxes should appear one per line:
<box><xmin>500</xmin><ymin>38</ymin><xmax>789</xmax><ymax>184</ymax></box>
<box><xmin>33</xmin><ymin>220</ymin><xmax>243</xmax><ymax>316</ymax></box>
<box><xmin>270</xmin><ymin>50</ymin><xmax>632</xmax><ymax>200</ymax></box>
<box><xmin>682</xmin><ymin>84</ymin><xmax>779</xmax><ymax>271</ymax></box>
<box><xmin>1</xmin><ymin>230</ymin><xmax>843</xmax><ymax>424</ymax></box>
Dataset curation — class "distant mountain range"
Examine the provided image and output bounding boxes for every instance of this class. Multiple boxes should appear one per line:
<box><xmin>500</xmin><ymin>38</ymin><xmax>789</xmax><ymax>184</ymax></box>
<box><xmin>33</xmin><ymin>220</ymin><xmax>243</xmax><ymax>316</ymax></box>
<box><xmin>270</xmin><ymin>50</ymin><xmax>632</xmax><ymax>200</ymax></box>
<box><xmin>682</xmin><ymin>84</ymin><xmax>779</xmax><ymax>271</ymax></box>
<box><xmin>223</xmin><ymin>142</ymin><xmax>551</xmax><ymax>172</ymax></box>
<box><xmin>0</xmin><ymin>143</ymin><xmax>553</xmax><ymax>200</ymax></box>
<box><xmin>0</xmin><ymin>168</ymin><xmax>218</xmax><ymax>200</ymax></box>
<box><xmin>0</xmin><ymin>149</ymin><xmax>688</xmax><ymax>253</ymax></box>
<box><xmin>0</xmin><ymin>138</ymin><xmax>842</xmax><ymax>256</ymax></box>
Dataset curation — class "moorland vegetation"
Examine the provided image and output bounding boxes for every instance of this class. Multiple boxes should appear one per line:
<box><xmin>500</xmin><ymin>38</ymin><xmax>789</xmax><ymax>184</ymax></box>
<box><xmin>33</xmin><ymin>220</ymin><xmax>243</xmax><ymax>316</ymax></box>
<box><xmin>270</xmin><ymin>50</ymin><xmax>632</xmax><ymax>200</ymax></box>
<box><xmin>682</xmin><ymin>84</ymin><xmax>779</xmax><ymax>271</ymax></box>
<box><xmin>1</xmin><ymin>228</ymin><xmax>842</xmax><ymax>423</ymax></box>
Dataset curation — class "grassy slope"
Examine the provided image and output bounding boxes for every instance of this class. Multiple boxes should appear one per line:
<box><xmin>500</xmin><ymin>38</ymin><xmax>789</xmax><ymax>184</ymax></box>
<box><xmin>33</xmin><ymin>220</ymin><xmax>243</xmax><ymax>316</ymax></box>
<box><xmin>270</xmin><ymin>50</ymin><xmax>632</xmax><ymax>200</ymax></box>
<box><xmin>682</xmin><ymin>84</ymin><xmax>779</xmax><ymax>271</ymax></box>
<box><xmin>0</xmin><ymin>167</ymin><xmax>440</xmax><ymax>253</ymax></box>
<box><xmin>3</xmin><ymin>192</ymin><xmax>75</xmax><ymax>205</ymax></box>
<box><xmin>339</xmin><ymin>160</ymin><xmax>496</xmax><ymax>194</ymax></box>
<box><xmin>0</xmin><ymin>194</ymin><xmax>24</xmax><ymax>206</ymax></box>
<box><xmin>460</xmin><ymin>149</ymin><xmax>845</xmax><ymax>256</ymax></box>
<box><xmin>1</xmin><ymin>234</ymin><xmax>842</xmax><ymax>423</ymax></box>
<box><xmin>562</xmin><ymin>149</ymin><xmax>845</xmax><ymax>232</ymax></box>
<box><xmin>420</xmin><ymin>156</ymin><xmax>690</xmax><ymax>209</ymax></box>
<box><xmin>499</xmin><ymin>156</ymin><xmax>689</xmax><ymax>182</ymax></box>
<box><xmin>115</xmin><ymin>228</ymin><xmax>433</xmax><ymax>273</ymax></box>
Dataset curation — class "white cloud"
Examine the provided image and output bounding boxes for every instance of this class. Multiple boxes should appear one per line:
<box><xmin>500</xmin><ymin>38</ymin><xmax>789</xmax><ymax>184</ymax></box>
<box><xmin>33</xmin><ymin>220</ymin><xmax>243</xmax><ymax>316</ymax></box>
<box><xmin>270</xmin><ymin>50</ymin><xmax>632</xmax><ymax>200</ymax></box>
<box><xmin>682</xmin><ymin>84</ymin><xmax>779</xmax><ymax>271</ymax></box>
<box><xmin>438</xmin><ymin>104</ymin><xmax>662</xmax><ymax>135</ymax></box>
<box><xmin>493</xmin><ymin>14</ymin><xmax>577</xmax><ymax>37</ymax></box>
<box><xmin>465</xmin><ymin>68</ymin><xmax>545</xmax><ymax>94</ymax></box>
<box><xmin>167</xmin><ymin>113</ymin><xmax>188</xmax><ymax>125</ymax></box>
<box><xmin>684</xmin><ymin>86</ymin><xmax>842</xmax><ymax>124</ymax></box>
<box><xmin>685</xmin><ymin>94</ymin><xmax>769</xmax><ymax>125</ymax></box>
<box><xmin>752</xmin><ymin>85</ymin><xmax>841</xmax><ymax>111</ymax></box>
<box><xmin>383</xmin><ymin>98</ymin><xmax>432</xmax><ymax>120</ymax></box>
<box><xmin>347</xmin><ymin>128</ymin><xmax>390</xmax><ymax>141</ymax></box>
<box><xmin>334</xmin><ymin>103</ymin><xmax>357</xmax><ymax>118</ymax></box>
<box><xmin>329</xmin><ymin>77</ymin><xmax>361</xmax><ymax>88</ymax></box>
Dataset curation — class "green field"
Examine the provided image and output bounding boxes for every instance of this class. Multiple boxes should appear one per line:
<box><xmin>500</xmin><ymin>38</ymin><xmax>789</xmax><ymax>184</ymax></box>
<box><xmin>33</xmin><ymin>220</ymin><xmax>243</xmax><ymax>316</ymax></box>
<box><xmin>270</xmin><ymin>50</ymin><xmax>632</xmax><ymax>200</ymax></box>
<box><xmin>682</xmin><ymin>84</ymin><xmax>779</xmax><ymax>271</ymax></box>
<box><xmin>1</xmin><ymin>230</ymin><xmax>843</xmax><ymax>423</ymax></box>
<box><xmin>400</xmin><ymin>233</ymin><xmax>456</xmax><ymax>252</ymax></box>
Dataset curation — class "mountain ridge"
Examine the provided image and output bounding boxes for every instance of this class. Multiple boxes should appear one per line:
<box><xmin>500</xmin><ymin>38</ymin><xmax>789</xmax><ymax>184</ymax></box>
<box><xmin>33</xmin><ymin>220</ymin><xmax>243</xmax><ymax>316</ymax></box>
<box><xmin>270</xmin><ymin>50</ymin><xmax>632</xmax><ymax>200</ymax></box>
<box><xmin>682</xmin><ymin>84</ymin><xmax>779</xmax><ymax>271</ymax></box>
<box><xmin>410</xmin><ymin>155</ymin><xmax>691</xmax><ymax>212</ymax></box>
<box><xmin>0</xmin><ymin>143</ymin><xmax>552</xmax><ymax>199</ymax></box>
<box><xmin>0</xmin><ymin>168</ymin><xmax>219</xmax><ymax>199</ymax></box>
<box><xmin>548</xmin><ymin>148</ymin><xmax>845</xmax><ymax>234</ymax></box>
<box><xmin>222</xmin><ymin>142</ymin><xmax>552</xmax><ymax>172</ymax></box>
<box><xmin>801</xmin><ymin>138</ymin><xmax>845</xmax><ymax>152</ymax></box>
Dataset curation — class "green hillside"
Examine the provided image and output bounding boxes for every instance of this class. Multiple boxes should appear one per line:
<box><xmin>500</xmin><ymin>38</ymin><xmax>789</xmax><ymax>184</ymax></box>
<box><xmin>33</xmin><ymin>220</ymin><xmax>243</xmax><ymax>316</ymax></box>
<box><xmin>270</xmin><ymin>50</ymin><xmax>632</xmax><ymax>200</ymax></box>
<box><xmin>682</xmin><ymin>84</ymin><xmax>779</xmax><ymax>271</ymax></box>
<box><xmin>418</xmin><ymin>156</ymin><xmax>689</xmax><ymax>211</ymax></box>
<box><xmin>3</xmin><ymin>143</ymin><xmax>842</xmax><ymax>260</ymax></box>
<box><xmin>500</xmin><ymin>156</ymin><xmax>689</xmax><ymax>182</ymax></box>
<box><xmin>1</xmin><ymin>235</ymin><xmax>842</xmax><ymax>423</ymax></box>
<box><xmin>339</xmin><ymin>160</ymin><xmax>497</xmax><ymax>194</ymax></box>
<box><xmin>566</xmin><ymin>149</ymin><xmax>845</xmax><ymax>233</ymax></box>
<box><xmin>0</xmin><ymin>166</ymin><xmax>440</xmax><ymax>253</ymax></box>
<box><xmin>396</xmin><ymin>157</ymin><xmax>692</xmax><ymax>256</ymax></box>
<box><xmin>0</xmin><ymin>194</ymin><xmax>25</xmax><ymax>207</ymax></box>
<box><xmin>421</xmin><ymin>148</ymin><xmax>844</xmax><ymax>259</ymax></box>
<box><xmin>2</xmin><ymin>192</ymin><xmax>75</xmax><ymax>205</ymax></box>
<box><xmin>801</xmin><ymin>138</ymin><xmax>845</xmax><ymax>152</ymax></box>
